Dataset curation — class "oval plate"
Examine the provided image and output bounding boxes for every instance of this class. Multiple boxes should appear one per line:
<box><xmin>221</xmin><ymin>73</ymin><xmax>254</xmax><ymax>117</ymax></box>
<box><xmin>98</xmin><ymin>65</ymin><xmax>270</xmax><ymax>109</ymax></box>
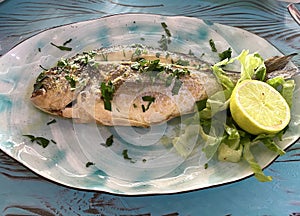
<box><xmin>0</xmin><ymin>14</ymin><xmax>299</xmax><ymax>195</ymax></box>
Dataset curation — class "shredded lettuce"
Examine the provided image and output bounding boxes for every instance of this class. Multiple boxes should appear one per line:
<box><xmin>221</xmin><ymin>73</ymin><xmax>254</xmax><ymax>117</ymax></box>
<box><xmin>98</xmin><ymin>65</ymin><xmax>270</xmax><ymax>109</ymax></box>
<box><xmin>218</xmin><ymin>142</ymin><xmax>243</xmax><ymax>163</ymax></box>
<box><xmin>166</xmin><ymin>49</ymin><xmax>294</xmax><ymax>182</ymax></box>
<box><xmin>242</xmin><ymin>139</ymin><xmax>273</xmax><ymax>182</ymax></box>
<box><xmin>267</xmin><ymin>77</ymin><xmax>295</xmax><ymax>108</ymax></box>
<box><xmin>236</xmin><ymin>50</ymin><xmax>266</xmax><ymax>82</ymax></box>
<box><xmin>207</xmin><ymin>50</ymin><xmax>294</xmax><ymax>181</ymax></box>
<box><xmin>172</xmin><ymin>124</ymin><xmax>199</xmax><ymax>158</ymax></box>
<box><xmin>199</xmin><ymin>125</ymin><xmax>224</xmax><ymax>161</ymax></box>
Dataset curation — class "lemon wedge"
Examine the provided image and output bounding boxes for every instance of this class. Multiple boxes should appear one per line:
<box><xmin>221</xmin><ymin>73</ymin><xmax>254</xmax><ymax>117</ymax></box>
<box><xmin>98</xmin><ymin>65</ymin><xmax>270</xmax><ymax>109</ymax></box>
<box><xmin>230</xmin><ymin>80</ymin><xmax>291</xmax><ymax>135</ymax></box>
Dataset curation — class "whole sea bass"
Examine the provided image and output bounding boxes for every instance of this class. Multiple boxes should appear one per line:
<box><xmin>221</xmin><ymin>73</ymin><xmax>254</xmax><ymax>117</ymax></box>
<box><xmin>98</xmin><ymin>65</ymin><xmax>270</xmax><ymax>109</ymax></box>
<box><xmin>31</xmin><ymin>45</ymin><xmax>297</xmax><ymax>127</ymax></box>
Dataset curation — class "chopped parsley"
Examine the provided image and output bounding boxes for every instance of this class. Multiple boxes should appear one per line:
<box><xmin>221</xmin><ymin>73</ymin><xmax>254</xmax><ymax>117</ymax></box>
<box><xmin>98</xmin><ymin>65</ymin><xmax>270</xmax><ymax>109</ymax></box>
<box><xmin>175</xmin><ymin>59</ymin><xmax>189</xmax><ymax>66</ymax></box>
<box><xmin>133</xmin><ymin>48</ymin><xmax>142</xmax><ymax>58</ymax></box>
<box><xmin>131</xmin><ymin>59</ymin><xmax>164</xmax><ymax>73</ymax></box>
<box><xmin>100</xmin><ymin>81</ymin><xmax>115</xmax><ymax>111</ymax></box>
<box><xmin>142</xmin><ymin>96</ymin><xmax>155</xmax><ymax>112</ymax></box>
<box><xmin>142</xmin><ymin>95</ymin><xmax>155</xmax><ymax>102</ymax></box>
<box><xmin>209</xmin><ymin>39</ymin><xmax>217</xmax><ymax>52</ymax></box>
<box><xmin>209</xmin><ymin>39</ymin><xmax>232</xmax><ymax>60</ymax></box>
<box><xmin>158</xmin><ymin>35</ymin><xmax>170</xmax><ymax>51</ymax></box>
<box><xmin>158</xmin><ymin>22</ymin><xmax>172</xmax><ymax>51</ymax></box>
<box><xmin>122</xmin><ymin>149</ymin><xmax>132</xmax><ymax>161</ymax></box>
<box><xmin>130</xmin><ymin>59</ymin><xmax>189</xmax><ymax>96</ymax></box>
<box><xmin>57</xmin><ymin>59</ymin><xmax>68</xmax><ymax>67</ymax></box>
<box><xmin>204</xmin><ymin>163</ymin><xmax>208</xmax><ymax>169</ymax></box>
<box><xmin>65</xmin><ymin>75</ymin><xmax>76</xmax><ymax>89</ymax></box>
<box><xmin>47</xmin><ymin>119</ymin><xmax>57</xmax><ymax>125</ymax></box>
<box><xmin>172</xmin><ymin>68</ymin><xmax>190</xmax><ymax>78</ymax></box>
<box><xmin>23</xmin><ymin>135</ymin><xmax>50</xmax><ymax>148</ymax></box>
<box><xmin>63</xmin><ymin>38</ymin><xmax>72</xmax><ymax>46</ymax></box>
<box><xmin>50</xmin><ymin>42</ymin><xmax>72</xmax><ymax>51</ymax></box>
<box><xmin>101</xmin><ymin>135</ymin><xmax>114</xmax><ymax>147</ymax></box>
<box><xmin>86</xmin><ymin>162</ymin><xmax>95</xmax><ymax>167</ymax></box>
<box><xmin>39</xmin><ymin>65</ymin><xmax>48</xmax><ymax>71</ymax></box>
<box><xmin>161</xmin><ymin>22</ymin><xmax>171</xmax><ymax>37</ymax></box>
<box><xmin>218</xmin><ymin>47</ymin><xmax>232</xmax><ymax>61</ymax></box>
<box><xmin>33</xmin><ymin>71</ymin><xmax>48</xmax><ymax>91</ymax></box>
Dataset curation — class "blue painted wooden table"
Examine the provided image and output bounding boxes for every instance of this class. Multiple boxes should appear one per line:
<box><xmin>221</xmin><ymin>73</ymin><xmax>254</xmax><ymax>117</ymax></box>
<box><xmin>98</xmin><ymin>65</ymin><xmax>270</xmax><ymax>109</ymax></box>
<box><xmin>0</xmin><ymin>0</ymin><xmax>300</xmax><ymax>215</ymax></box>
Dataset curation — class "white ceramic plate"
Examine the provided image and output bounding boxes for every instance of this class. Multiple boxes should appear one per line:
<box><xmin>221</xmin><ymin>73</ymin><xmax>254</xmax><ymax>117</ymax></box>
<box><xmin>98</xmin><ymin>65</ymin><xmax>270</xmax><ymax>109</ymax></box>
<box><xmin>0</xmin><ymin>14</ymin><xmax>299</xmax><ymax>195</ymax></box>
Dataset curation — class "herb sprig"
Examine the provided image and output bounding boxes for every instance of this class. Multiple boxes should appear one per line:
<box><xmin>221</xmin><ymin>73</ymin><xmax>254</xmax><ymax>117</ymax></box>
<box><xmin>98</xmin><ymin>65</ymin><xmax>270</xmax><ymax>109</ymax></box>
<box><xmin>50</xmin><ymin>42</ymin><xmax>72</xmax><ymax>51</ymax></box>
<box><xmin>101</xmin><ymin>135</ymin><xmax>114</xmax><ymax>147</ymax></box>
<box><xmin>142</xmin><ymin>96</ymin><xmax>155</xmax><ymax>112</ymax></box>
<box><xmin>23</xmin><ymin>135</ymin><xmax>52</xmax><ymax>148</ymax></box>
<box><xmin>100</xmin><ymin>81</ymin><xmax>115</xmax><ymax>111</ymax></box>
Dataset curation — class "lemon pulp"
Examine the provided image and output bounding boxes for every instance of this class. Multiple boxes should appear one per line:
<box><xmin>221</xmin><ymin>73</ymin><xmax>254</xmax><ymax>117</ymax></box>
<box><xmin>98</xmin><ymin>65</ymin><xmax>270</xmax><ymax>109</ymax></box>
<box><xmin>230</xmin><ymin>80</ymin><xmax>291</xmax><ymax>135</ymax></box>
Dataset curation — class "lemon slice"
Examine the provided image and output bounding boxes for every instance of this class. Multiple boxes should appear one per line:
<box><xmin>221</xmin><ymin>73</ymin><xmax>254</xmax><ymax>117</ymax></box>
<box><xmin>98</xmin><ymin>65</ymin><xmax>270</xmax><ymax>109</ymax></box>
<box><xmin>230</xmin><ymin>80</ymin><xmax>291</xmax><ymax>135</ymax></box>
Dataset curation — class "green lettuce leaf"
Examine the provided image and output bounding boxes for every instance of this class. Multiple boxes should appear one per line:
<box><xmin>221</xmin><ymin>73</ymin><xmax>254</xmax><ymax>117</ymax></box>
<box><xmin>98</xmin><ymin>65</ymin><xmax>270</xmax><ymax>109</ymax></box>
<box><xmin>200</xmin><ymin>126</ymin><xmax>224</xmax><ymax>161</ymax></box>
<box><xmin>281</xmin><ymin>79</ymin><xmax>295</xmax><ymax>108</ymax></box>
<box><xmin>267</xmin><ymin>77</ymin><xmax>295</xmax><ymax>108</ymax></box>
<box><xmin>242</xmin><ymin>139</ymin><xmax>273</xmax><ymax>182</ymax></box>
<box><xmin>236</xmin><ymin>50</ymin><xmax>266</xmax><ymax>83</ymax></box>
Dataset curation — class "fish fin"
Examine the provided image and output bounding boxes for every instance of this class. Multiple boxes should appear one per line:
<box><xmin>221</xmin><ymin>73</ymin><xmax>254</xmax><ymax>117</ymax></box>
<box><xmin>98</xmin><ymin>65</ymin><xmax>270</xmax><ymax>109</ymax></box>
<box><xmin>265</xmin><ymin>53</ymin><xmax>297</xmax><ymax>73</ymax></box>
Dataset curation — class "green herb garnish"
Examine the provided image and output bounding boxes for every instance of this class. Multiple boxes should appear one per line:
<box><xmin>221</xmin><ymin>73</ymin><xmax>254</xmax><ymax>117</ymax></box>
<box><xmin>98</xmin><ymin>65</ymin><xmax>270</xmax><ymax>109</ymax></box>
<box><xmin>218</xmin><ymin>47</ymin><xmax>232</xmax><ymax>61</ymax></box>
<box><xmin>65</xmin><ymin>75</ymin><xmax>76</xmax><ymax>89</ymax></box>
<box><xmin>101</xmin><ymin>135</ymin><xmax>114</xmax><ymax>147</ymax></box>
<box><xmin>159</xmin><ymin>22</ymin><xmax>172</xmax><ymax>51</ymax></box>
<box><xmin>142</xmin><ymin>96</ymin><xmax>155</xmax><ymax>102</ymax></box>
<box><xmin>142</xmin><ymin>96</ymin><xmax>155</xmax><ymax>112</ymax></box>
<box><xmin>33</xmin><ymin>71</ymin><xmax>48</xmax><ymax>91</ymax></box>
<box><xmin>63</xmin><ymin>38</ymin><xmax>72</xmax><ymax>46</ymax></box>
<box><xmin>122</xmin><ymin>149</ymin><xmax>132</xmax><ymax>161</ymax></box>
<box><xmin>50</xmin><ymin>42</ymin><xmax>72</xmax><ymax>51</ymax></box>
<box><xmin>204</xmin><ymin>163</ymin><xmax>208</xmax><ymax>169</ymax></box>
<box><xmin>100</xmin><ymin>81</ymin><xmax>115</xmax><ymax>111</ymax></box>
<box><xmin>47</xmin><ymin>119</ymin><xmax>57</xmax><ymax>125</ymax></box>
<box><xmin>57</xmin><ymin>59</ymin><xmax>68</xmax><ymax>67</ymax></box>
<box><xmin>209</xmin><ymin>39</ymin><xmax>217</xmax><ymax>52</ymax></box>
<box><xmin>39</xmin><ymin>65</ymin><xmax>48</xmax><ymax>71</ymax></box>
<box><xmin>161</xmin><ymin>22</ymin><xmax>172</xmax><ymax>37</ymax></box>
<box><xmin>23</xmin><ymin>135</ymin><xmax>50</xmax><ymax>148</ymax></box>
<box><xmin>175</xmin><ymin>59</ymin><xmax>190</xmax><ymax>66</ymax></box>
<box><xmin>86</xmin><ymin>162</ymin><xmax>95</xmax><ymax>168</ymax></box>
<box><xmin>172</xmin><ymin>68</ymin><xmax>190</xmax><ymax>78</ymax></box>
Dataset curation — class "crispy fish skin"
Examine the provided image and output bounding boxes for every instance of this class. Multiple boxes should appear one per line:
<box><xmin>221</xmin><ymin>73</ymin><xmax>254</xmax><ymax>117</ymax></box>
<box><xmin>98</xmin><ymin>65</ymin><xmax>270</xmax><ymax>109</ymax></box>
<box><xmin>31</xmin><ymin>46</ymin><xmax>298</xmax><ymax>127</ymax></box>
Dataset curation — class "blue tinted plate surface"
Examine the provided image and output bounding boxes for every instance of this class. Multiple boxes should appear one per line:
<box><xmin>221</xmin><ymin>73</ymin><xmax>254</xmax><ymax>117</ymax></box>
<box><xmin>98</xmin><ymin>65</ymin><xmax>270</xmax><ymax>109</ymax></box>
<box><xmin>0</xmin><ymin>14</ymin><xmax>299</xmax><ymax>195</ymax></box>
